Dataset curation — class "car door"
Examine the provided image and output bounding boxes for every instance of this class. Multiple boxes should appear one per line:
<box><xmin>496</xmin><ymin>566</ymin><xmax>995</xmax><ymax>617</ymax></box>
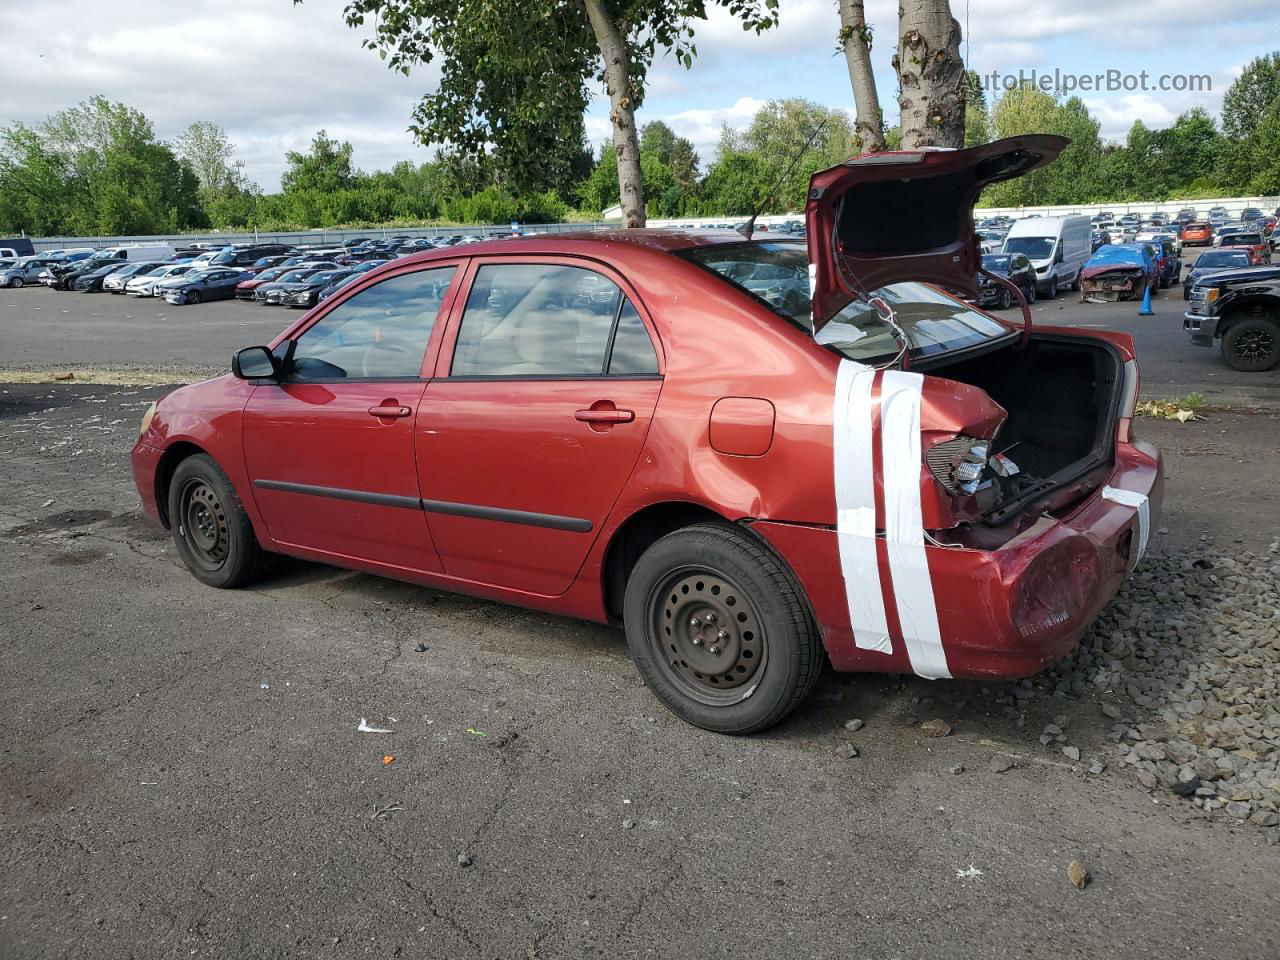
<box><xmin>242</xmin><ymin>263</ymin><xmax>462</xmax><ymax>572</ymax></box>
<box><xmin>416</xmin><ymin>258</ymin><xmax>663</xmax><ymax>596</ymax></box>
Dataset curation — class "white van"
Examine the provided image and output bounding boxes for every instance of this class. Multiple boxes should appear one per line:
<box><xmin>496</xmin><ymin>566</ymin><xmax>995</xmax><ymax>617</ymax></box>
<box><xmin>96</xmin><ymin>244</ymin><xmax>177</xmax><ymax>262</ymax></box>
<box><xmin>1001</xmin><ymin>215</ymin><xmax>1092</xmax><ymax>298</ymax></box>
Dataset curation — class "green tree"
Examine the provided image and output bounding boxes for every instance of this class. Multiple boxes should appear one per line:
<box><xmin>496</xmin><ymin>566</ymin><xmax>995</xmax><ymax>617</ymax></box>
<box><xmin>963</xmin><ymin>70</ymin><xmax>989</xmax><ymax>147</ymax></box>
<box><xmin>281</xmin><ymin>130</ymin><xmax>356</xmax><ymax>194</ymax></box>
<box><xmin>174</xmin><ymin>121</ymin><xmax>247</xmax><ymax>196</ymax></box>
<box><xmin>1221</xmin><ymin>52</ymin><xmax>1280</xmax><ymax>142</ymax></box>
<box><xmin>321</xmin><ymin>0</ymin><xmax>780</xmax><ymax>228</ymax></box>
<box><xmin>983</xmin><ymin>84</ymin><xmax>1058</xmax><ymax>206</ymax></box>
<box><xmin>1245</xmin><ymin>99</ymin><xmax>1280</xmax><ymax>195</ymax></box>
<box><xmin>0</xmin><ymin>97</ymin><xmax>203</xmax><ymax>235</ymax></box>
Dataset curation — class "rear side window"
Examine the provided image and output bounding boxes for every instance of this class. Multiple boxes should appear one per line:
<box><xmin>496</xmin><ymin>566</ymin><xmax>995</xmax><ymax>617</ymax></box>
<box><xmin>608</xmin><ymin>301</ymin><xmax>659</xmax><ymax>375</ymax></box>
<box><xmin>450</xmin><ymin>263</ymin><xmax>658</xmax><ymax>377</ymax></box>
<box><xmin>287</xmin><ymin>267</ymin><xmax>456</xmax><ymax>380</ymax></box>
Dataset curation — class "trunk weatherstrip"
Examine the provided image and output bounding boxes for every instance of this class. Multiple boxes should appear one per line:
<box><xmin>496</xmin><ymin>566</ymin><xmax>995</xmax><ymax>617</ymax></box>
<box><xmin>252</xmin><ymin>479</ymin><xmax>592</xmax><ymax>532</ymax></box>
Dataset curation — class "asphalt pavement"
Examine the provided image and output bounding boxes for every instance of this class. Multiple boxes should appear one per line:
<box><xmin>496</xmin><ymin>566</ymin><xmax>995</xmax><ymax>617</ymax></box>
<box><xmin>1</xmin><ymin>280</ymin><xmax>1278</xmax><ymax>959</ymax></box>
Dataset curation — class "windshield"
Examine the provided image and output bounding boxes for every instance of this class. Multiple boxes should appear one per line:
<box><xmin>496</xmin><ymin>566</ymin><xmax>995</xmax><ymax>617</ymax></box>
<box><xmin>981</xmin><ymin>255</ymin><xmax>1011</xmax><ymax>271</ymax></box>
<box><xmin>1003</xmin><ymin>236</ymin><xmax>1055</xmax><ymax>260</ymax></box>
<box><xmin>278</xmin><ymin>270</ymin><xmax>312</xmax><ymax>283</ymax></box>
<box><xmin>683</xmin><ymin>241</ymin><xmax>1013</xmax><ymax>363</ymax></box>
<box><xmin>1197</xmin><ymin>252</ymin><xmax>1249</xmax><ymax>267</ymax></box>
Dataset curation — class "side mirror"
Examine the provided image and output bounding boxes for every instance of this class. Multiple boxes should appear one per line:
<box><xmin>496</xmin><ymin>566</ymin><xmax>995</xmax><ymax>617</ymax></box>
<box><xmin>232</xmin><ymin>346</ymin><xmax>278</xmax><ymax>380</ymax></box>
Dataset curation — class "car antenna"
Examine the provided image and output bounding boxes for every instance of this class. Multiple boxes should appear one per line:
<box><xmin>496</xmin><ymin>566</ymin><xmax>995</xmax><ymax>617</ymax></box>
<box><xmin>737</xmin><ymin>118</ymin><xmax>829</xmax><ymax>240</ymax></box>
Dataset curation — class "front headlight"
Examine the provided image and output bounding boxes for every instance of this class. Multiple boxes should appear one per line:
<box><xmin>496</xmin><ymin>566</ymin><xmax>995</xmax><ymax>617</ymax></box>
<box><xmin>139</xmin><ymin>401</ymin><xmax>157</xmax><ymax>439</ymax></box>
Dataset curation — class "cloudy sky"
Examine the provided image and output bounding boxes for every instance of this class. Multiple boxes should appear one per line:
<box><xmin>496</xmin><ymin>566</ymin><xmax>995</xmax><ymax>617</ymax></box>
<box><xmin>1</xmin><ymin>0</ymin><xmax>1276</xmax><ymax>190</ymax></box>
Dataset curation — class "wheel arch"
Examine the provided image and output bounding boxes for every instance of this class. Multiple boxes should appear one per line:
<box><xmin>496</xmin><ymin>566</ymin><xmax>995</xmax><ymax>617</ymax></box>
<box><xmin>1217</xmin><ymin>296</ymin><xmax>1280</xmax><ymax>335</ymax></box>
<box><xmin>602</xmin><ymin>501</ymin><xmax>727</xmax><ymax>621</ymax></box>
<box><xmin>153</xmin><ymin>440</ymin><xmax>209</xmax><ymax>528</ymax></box>
<box><xmin>599</xmin><ymin>501</ymin><xmax>817</xmax><ymax>628</ymax></box>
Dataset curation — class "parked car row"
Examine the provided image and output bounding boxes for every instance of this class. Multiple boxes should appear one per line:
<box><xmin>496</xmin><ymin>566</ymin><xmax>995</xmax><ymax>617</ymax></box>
<box><xmin>0</xmin><ymin>235</ymin><xmax>497</xmax><ymax>307</ymax></box>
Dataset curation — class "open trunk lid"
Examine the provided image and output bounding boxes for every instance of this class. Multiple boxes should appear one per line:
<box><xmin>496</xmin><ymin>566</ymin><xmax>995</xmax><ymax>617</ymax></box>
<box><xmin>805</xmin><ymin>135</ymin><xmax>1068</xmax><ymax>332</ymax></box>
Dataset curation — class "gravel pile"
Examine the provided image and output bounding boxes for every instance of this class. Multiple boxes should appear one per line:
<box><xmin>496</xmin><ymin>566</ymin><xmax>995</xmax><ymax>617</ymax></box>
<box><xmin>1042</xmin><ymin>541</ymin><xmax>1280</xmax><ymax>840</ymax></box>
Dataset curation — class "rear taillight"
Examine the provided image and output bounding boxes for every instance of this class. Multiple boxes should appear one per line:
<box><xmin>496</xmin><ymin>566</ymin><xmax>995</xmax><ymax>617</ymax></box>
<box><xmin>926</xmin><ymin>436</ymin><xmax>990</xmax><ymax>495</ymax></box>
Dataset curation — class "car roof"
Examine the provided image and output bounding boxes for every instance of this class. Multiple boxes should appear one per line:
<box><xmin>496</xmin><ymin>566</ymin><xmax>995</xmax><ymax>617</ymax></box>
<box><xmin>390</xmin><ymin>228</ymin><xmax>791</xmax><ymax>268</ymax></box>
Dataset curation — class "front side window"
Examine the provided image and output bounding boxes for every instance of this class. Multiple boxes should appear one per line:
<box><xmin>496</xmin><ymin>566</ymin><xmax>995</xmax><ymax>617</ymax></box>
<box><xmin>684</xmin><ymin>241</ymin><xmax>1013</xmax><ymax>364</ymax></box>
<box><xmin>287</xmin><ymin>267</ymin><xmax>456</xmax><ymax>380</ymax></box>
<box><xmin>451</xmin><ymin>263</ymin><xmax>657</xmax><ymax>378</ymax></box>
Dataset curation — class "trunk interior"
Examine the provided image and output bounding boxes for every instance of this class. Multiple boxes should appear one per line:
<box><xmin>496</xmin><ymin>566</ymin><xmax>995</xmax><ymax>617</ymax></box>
<box><xmin>931</xmin><ymin>334</ymin><xmax>1124</xmax><ymax>527</ymax></box>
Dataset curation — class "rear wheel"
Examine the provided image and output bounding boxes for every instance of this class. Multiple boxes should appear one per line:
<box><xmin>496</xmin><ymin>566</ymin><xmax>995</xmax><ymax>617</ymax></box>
<box><xmin>623</xmin><ymin>523</ymin><xmax>823</xmax><ymax>734</ymax></box>
<box><xmin>168</xmin><ymin>454</ymin><xmax>270</xmax><ymax>588</ymax></box>
<box><xmin>1221</xmin><ymin>315</ymin><xmax>1280</xmax><ymax>372</ymax></box>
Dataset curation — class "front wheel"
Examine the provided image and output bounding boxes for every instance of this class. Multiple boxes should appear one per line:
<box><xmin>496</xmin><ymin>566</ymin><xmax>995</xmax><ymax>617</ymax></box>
<box><xmin>11</xmin><ymin>277</ymin><xmax>23</xmax><ymax>288</ymax></box>
<box><xmin>1222</xmin><ymin>315</ymin><xmax>1280</xmax><ymax>372</ymax></box>
<box><xmin>168</xmin><ymin>454</ymin><xmax>270</xmax><ymax>588</ymax></box>
<box><xmin>1045</xmin><ymin>276</ymin><xmax>1058</xmax><ymax>299</ymax></box>
<box><xmin>623</xmin><ymin>523</ymin><xmax>823</xmax><ymax>734</ymax></box>
<box><xmin>998</xmin><ymin>287</ymin><xmax>1011</xmax><ymax>310</ymax></box>
<box><xmin>186</xmin><ymin>290</ymin><xmax>202</xmax><ymax>304</ymax></box>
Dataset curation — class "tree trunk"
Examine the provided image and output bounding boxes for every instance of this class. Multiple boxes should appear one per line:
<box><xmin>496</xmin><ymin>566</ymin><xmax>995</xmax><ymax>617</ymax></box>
<box><xmin>582</xmin><ymin>0</ymin><xmax>645</xmax><ymax>227</ymax></box>
<box><xmin>894</xmin><ymin>0</ymin><xmax>966</xmax><ymax>149</ymax></box>
<box><xmin>838</xmin><ymin>0</ymin><xmax>885</xmax><ymax>153</ymax></box>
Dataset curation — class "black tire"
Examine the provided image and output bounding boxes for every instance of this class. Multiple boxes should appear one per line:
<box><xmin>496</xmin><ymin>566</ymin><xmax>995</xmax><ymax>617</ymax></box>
<box><xmin>1027</xmin><ymin>283</ymin><xmax>1037</xmax><ymax>304</ymax></box>
<box><xmin>1069</xmin><ymin>270</ymin><xmax>1081</xmax><ymax>292</ymax></box>
<box><xmin>623</xmin><ymin>522</ymin><xmax>823</xmax><ymax>734</ymax></box>
<box><xmin>168</xmin><ymin>454</ymin><xmax>270</xmax><ymax>588</ymax></box>
<box><xmin>186</xmin><ymin>290</ymin><xmax>202</xmax><ymax>304</ymax></box>
<box><xmin>998</xmin><ymin>287</ymin><xmax>1011</xmax><ymax>310</ymax></box>
<box><xmin>1221</xmin><ymin>315</ymin><xmax>1280</xmax><ymax>372</ymax></box>
<box><xmin>11</xmin><ymin>277</ymin><xmax>23</xmax><ymax>288</ymax></box>
<box><xmin>1045</xmin><ymin>276</ymin><xmax>1058</xmax><ymax>299</ymax></box>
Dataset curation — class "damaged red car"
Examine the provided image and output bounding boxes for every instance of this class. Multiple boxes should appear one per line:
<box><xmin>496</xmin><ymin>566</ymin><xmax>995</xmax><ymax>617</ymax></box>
<box><xmin>132</xmin><ymin>135</ymin><xmax>1162</xmax><ymax>734</ymax></box>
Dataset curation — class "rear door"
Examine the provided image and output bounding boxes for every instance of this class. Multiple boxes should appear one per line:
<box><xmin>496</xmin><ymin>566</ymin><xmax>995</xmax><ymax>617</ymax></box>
<box><xmin>416</xmin><ymin>257</ymin><xmax>663</xmax><ymax>596</ymax></box>
<box><xmin>242</xmin><ymin>263</ymin><xmax>462</xmax><ymax>572</ymax></box>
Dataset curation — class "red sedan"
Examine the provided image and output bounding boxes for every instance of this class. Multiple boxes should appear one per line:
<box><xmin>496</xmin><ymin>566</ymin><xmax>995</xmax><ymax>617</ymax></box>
<box><xmin>132</xmin><ymin>136</ymin><xmax>1162</xmax><ymax>733</ymax></box>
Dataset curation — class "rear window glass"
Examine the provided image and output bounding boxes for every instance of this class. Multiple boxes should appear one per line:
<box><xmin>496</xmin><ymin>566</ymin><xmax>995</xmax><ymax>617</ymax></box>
<box><xmin>683</xmin><ymin>241</ymin><xmax>1012</xmax><ymax>364</ymax></box>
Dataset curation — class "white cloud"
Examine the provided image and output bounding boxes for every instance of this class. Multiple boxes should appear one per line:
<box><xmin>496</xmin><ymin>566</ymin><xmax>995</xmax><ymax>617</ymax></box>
<box><xmin>3</xmin><ymin>0</ymin><xmax>1278</xmax><ymax>191</ymax></box>
<box><xmin>0</xmin><ymin>0</ymin><xmax>440</xmax><ymax>189</ymax></box>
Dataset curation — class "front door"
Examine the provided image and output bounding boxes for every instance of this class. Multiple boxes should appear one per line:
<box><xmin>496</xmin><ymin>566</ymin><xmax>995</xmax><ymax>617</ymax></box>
<box><xmin>417</xmin><ymin>259</ymin><xmax>663</xmax><ymax>596</ymax></box>
<box><xmin>242</xmin><ymin>264</ymin><xmax>460</xmax><ymax>573</ymax></box>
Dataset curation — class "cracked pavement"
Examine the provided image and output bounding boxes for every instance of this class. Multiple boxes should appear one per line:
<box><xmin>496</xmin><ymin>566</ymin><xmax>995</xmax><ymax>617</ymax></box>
<box><xmin>1</xmin><ymin>374</ymin><xmax>1279</xmax><ymax>957</ymax></box>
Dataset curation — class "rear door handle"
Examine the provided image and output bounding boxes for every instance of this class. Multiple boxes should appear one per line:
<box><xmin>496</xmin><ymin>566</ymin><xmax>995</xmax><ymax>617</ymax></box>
<box><xmin>575</xmin><ymin>408</ymin><xmax>634</xmax><ymax>423</ymax></box>
<box><xmin>368</xmin><ymin>404</ymin><xmax>412</xmax><ymax>419</ymax></box>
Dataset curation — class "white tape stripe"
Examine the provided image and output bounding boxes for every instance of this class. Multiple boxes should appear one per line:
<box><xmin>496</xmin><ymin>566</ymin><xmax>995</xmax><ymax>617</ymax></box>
<box><xmin>879</xmin><ymin>370</ymin><xmax>952</xmax><ymax>680</ymax></box>
<box><xmin>1101</xmin><ymin>486</ymin><xmax>1149</xmax><ymax>570</ymax></box>
<box><xmin>833</xmin><ymin>360</ymin><xmax>892</xmax><ymax>653</ymax></box>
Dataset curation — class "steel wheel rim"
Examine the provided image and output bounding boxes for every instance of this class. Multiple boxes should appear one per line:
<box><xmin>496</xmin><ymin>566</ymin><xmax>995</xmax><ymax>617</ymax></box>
<box><xmin>179</xmin><ymin>478</ymin><xmax>230</xmax><ymax>571</ymax></box>
<box><xmin>1235</xmin><ymin>328</ymin><xmax>1275</xmax><ymax>362</ymax></box>
<box><xmin>647</xmin><ymin>566</ymin><xmax>767</xmax><ymax>706</ymax></box>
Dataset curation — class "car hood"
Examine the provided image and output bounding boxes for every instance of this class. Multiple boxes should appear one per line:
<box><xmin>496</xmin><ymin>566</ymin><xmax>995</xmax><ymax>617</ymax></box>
<box><xmin>804</xmin><ymin>135</ymin><xmax>1067</xmax><ymax>331</ymax></box>
<box><xmin>1189</xmin><ymin>265</ymin><xmax>1280</xmax><ymax>285</ymax></box>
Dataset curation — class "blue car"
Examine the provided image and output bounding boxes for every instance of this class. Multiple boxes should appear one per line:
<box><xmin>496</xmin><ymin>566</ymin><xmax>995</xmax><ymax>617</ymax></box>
<box><xmin>162</xmin><ymin>268</ymin><xmax>253</xmax><ymax>305</ymax></box>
